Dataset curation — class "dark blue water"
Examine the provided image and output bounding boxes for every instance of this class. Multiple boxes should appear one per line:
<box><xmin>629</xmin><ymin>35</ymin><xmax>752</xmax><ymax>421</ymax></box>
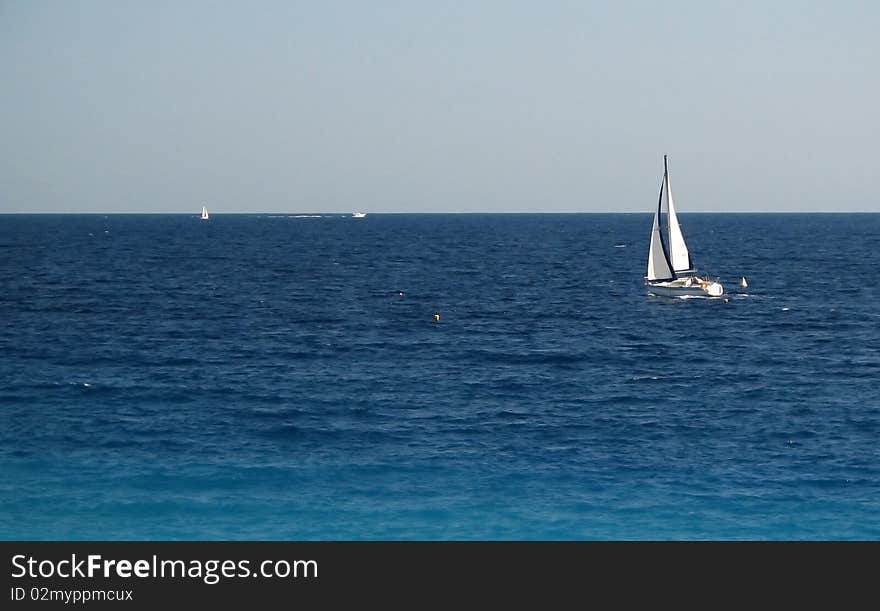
<box><xmin>1</xmin><ymin>213</ymin><xmax>878</xmax><ymax>540</ymax></box>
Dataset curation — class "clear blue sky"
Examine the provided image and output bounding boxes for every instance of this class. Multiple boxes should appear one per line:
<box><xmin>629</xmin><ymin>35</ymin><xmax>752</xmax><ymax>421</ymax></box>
<box><xmin>1</xmin><ymin>1</ymin><xmax>877</xmax><ymax>213</ymax></box>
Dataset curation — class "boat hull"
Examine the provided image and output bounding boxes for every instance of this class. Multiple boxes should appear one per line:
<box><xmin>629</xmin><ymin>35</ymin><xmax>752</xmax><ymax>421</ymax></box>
<box><xmin>646</xmin><ymin>278</ymin><xmax>723</xmax><ymax>298</ymax></box>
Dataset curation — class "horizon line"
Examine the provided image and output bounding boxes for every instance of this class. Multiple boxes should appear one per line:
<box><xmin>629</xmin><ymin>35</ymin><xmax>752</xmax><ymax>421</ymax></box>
<box><xmin>1</xmin><ymin>210</ymin><xmax>879</xmax><ymax>215</ymax></box>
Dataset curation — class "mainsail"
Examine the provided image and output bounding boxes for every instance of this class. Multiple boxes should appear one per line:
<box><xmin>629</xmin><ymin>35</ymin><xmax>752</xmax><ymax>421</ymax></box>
<box><xmin>663</xmin><ymin>156</ymin><xmax>692</xmax><ymax>273</ymax></box>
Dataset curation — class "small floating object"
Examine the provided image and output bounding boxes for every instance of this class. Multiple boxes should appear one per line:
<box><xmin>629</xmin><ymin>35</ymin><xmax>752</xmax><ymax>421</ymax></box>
<box><xmin>740</xmin><ymin>276</ymin><xmax>748</xmax><ymax>288</ymax></box>
<box><xmin>433</xmin><ymin>313</ymin><xmax>440</xmax><ymax>322</ymax></box>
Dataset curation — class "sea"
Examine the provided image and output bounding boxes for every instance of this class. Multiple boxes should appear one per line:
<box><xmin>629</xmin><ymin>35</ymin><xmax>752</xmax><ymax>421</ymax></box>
<box><xmin>1</xmin><ymin>213</ymin><xmax>878</xmax><ymax>540</ymax></box>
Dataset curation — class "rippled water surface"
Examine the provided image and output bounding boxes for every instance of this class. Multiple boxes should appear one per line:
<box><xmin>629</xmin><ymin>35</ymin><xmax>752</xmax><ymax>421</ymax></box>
<box><xmin>1</xmin><ymin>213</ymin><xmax>878</xmax><ymax>539</ymax></box>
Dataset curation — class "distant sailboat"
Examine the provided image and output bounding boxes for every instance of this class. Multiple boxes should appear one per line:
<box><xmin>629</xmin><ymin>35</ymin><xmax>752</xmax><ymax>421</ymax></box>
<box><xmin>740</xmin><ymin>277</ymin><xmax>748</xmax><ymax>288</ymax></box>
<box><xmin>352</xmin><ymin>211</ymin><xmax>367</xmax><ymax>218</ymax></box>
<box><xmin>201</xmin><ymin>206</ymin><xmax>209</xmax><ymax>220</ymax></box>
<box><xmin>644</xmin><ymin>155</ymin><xmax>723</xmax><ymax>297</ymax></box>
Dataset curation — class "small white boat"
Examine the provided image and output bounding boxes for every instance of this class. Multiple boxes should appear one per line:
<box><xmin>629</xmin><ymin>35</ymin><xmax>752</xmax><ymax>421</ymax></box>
<box><xmin>351</xmin><ymin>211</ymin><xmax>367</xmax><ymax>218</ymax></box>
<box><xmin>740</xmin><ymin>277</ymin><xmax>748</xmax><ymax>288</ymax></box>
<box><xmin>645</xmin><ymin>155</ymin><xmax>723</xmax><ymax>297</ymax></box>
<box><xmin>201</xmin><ymin>205</ymin><xmax>210</xmax><ymax>220</ymax></box>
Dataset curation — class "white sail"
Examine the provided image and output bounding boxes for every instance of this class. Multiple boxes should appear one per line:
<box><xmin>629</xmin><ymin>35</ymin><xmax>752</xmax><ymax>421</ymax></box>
<box><xmin>201</xmin><ymin>206</ymin><xmax>209</xmax><ymax>220</ymax></box>
<box><xmin>664</xmin><ymin>157</ymin><xmax>691</xmax><ymax>273</ymax></box>
<box><xmin>646</xmin><ymin>182</ymin><xmax>674</xmax><ymax>281</ymax></box>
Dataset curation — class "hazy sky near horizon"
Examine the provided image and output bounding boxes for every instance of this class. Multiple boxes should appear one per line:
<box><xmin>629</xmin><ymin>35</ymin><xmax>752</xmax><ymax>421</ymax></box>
<box><xmin>1</xmin><ymin>1</ymin><xmax>878</xmax><ymax>213</ymax></box>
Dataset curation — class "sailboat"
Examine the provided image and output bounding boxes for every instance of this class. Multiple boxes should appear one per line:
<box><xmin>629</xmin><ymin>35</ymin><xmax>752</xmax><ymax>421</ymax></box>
<box><xmin>201</xmin><ymin>205</ymin><xmax>209</xmax><ymax>220</ymax></box>
<box><xmin>645</xmin><ymin>155</ymin><xmax>723</xmax><ymax>297</ymax></box>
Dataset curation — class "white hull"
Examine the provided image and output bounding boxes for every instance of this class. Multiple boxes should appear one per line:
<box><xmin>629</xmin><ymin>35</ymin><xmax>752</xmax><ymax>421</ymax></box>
<box><xmin>352</xmin><ymin>212</ymin><xmax>366</xmax><ymax>218</ymax></box>
<box><xmin>646</xmin><ymin>278</ymin><xmax>723</xmax><ymax>298</ymax></box>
